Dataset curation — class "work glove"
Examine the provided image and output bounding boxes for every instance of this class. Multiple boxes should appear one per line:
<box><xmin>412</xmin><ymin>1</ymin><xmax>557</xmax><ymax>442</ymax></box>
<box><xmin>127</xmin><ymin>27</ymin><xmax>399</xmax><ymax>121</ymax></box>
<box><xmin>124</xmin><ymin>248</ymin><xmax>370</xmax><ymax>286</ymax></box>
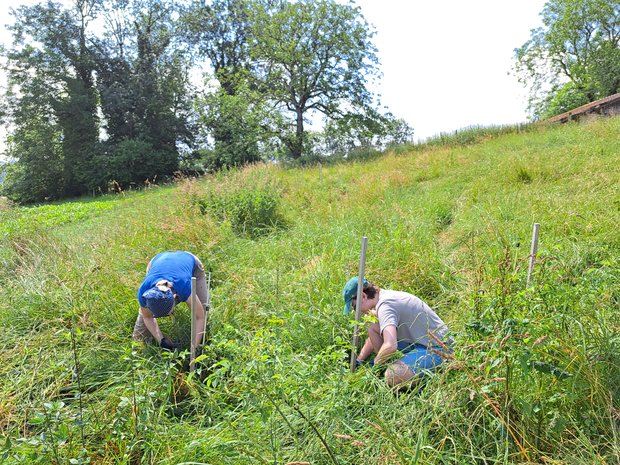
<box><xmin>159</xmin><ymin>336</ymin><xmax>180</xmax><ymax>351</ymax></box>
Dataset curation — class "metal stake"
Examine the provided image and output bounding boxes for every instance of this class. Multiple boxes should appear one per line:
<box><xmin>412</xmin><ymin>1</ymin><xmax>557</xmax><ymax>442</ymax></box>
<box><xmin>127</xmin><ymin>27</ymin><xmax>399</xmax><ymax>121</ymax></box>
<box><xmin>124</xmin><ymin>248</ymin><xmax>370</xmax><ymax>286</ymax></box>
<box><xmin>350</xmin><ymin>236</ymin><xmax>368</xmax><ymax>373</ymax></box>
<box><xmin>202</xmin><ymin>268</ymin><xmax>211</xmax><ymax>346</ymax></box>
<box><xmin>190</xmin><ymin>276</ymin><xmax>197</xmax><ymax>372</ymax></box>
<box><xmin>526</xmin><ymin>223</ymin><xmax>540</xmax><ymax>288</ymax></box>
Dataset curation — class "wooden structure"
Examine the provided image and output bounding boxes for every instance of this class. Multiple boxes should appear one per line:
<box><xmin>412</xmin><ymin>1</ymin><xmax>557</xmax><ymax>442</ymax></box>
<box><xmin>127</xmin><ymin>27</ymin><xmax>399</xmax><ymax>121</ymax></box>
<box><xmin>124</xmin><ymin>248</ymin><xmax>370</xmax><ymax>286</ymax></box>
<box><xmin>547</xmin><ymin>92</ymin><xmax>620</xmax><ymax>124</ymax></box>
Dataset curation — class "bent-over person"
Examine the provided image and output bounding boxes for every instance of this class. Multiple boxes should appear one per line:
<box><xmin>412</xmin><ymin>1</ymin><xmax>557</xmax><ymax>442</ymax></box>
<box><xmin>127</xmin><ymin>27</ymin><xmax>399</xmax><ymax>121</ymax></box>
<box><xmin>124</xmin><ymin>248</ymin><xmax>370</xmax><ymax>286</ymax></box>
<box><xmin>343</xmin><ymin>277</ymin><xmax>450</xmax><ymax>387</ymax></box>
<box><xmin>133</xmin><ymin>251</ymin><xmax>208</xmax><ymax>350</ymax></box>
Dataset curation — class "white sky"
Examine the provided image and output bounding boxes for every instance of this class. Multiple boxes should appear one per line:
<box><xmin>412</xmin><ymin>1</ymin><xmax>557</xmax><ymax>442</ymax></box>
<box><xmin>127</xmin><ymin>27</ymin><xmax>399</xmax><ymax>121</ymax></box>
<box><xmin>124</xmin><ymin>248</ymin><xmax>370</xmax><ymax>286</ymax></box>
<box><xmin>0</xmin><ymin>0</ymin><xmax>547</xmax><ymax>152</ymax></box>
<box><xmin>355</xmin><ymin>0</ymin><xmax>546</xmax><ymax>141</ymax></box>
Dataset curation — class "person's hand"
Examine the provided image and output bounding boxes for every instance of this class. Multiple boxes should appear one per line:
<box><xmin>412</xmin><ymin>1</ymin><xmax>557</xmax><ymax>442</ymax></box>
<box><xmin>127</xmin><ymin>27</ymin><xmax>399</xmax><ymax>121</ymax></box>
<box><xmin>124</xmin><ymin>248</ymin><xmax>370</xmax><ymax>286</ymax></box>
<box><xmin>194</xmin><ymin>344</ymin><xmax>205</xmax><ymax>359</ymax></box>
<box><xmin>159</xmin><ymin>336</ymin><xmax>180</xmax><ymax>351</ymax></box>
<box><xmin>355</xmin><ymin>358</ymin><xmax>376</xmax><ymax>369</ymax></box>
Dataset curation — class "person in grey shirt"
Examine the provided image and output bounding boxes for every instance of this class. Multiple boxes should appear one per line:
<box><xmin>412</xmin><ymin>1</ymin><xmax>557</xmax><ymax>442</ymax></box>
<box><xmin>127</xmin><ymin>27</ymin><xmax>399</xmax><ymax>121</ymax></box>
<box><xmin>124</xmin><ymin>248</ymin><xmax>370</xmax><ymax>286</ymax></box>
<box><xmin>343</xmin><ymin>276</ymin><xmax>451</xmax><ymax>387</ymax></box>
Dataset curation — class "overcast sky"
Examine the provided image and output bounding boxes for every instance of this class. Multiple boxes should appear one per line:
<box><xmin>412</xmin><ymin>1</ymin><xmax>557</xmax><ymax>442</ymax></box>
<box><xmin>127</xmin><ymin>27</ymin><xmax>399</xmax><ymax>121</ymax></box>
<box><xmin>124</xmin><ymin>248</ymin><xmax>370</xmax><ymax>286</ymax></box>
<box><xmin>0</xmin><ymin>0</ymin><xmax>547</xmax><ymax>150</ymax></box>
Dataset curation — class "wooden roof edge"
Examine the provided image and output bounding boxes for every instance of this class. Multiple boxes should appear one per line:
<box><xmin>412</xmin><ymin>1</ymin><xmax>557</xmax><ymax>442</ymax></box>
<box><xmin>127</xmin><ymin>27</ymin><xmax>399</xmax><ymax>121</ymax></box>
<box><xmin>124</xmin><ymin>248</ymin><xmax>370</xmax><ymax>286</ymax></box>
<box><xmin>546</xmin><ymin>91</ymin><xmax>620</xmax><ymax>123</ymax></box>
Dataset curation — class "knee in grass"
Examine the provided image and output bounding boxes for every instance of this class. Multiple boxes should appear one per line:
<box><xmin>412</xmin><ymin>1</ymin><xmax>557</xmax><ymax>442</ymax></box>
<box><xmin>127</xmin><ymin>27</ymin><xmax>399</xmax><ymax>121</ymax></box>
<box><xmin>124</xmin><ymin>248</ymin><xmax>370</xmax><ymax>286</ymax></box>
<box><xmin>384</xmin><ymin>360</ymin><xmax>415</xmax><ymax>388</ymax></box>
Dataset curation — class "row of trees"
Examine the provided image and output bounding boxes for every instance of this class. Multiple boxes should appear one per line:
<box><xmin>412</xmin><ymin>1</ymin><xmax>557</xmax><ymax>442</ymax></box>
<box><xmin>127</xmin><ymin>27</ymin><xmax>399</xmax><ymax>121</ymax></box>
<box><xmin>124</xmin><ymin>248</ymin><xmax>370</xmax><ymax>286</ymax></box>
<box><xmin>515</xmin><ymin>0</ymin><xmax>620</xmax><ymax>119</ymax></box>
<box><xmin>1</xmin><ymin>0</ymin><xmax>413</xmax><ymax>203</ymax></box>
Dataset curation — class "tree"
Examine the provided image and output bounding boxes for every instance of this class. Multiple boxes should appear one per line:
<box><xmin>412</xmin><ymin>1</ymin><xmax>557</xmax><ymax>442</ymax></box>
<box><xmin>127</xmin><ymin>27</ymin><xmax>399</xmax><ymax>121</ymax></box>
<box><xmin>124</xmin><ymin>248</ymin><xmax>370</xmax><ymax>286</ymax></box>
<box><xmin>183</xmin><ymin>0</ymin><xmax>402</xmax><ymax>163</ymax></box>
<box><xmin>1</xmin><ymin>73</ymin><xmax>65</xmax><ymax>203</ymax></box>
<box><xmin>2</xmin><ymin>0</ymin><xmax>195</xmax><ymax>201</ymax></box>
<box><xmin>181</xmin><ymin>0</ymin><xmax>256</xmax><ymax>96</ymax></box>
<box><xmin>95</xmin><ymin>0</ymin><xmax>140</xmax><ymax>143</ymax></box>
<box><xmin>133</xmin><ymin>1</ymin><xmax>191</xmax><ymax>151</ymax></box>
<box><xmin>194</xmin><ymin>80</ymin><xmax>283</xmax><ymax>170</ymax></box>
<box><xmin>3</xmin><ymin>0</ymin><xmax>101</xmax><ymax>199</ymax></box>
<box><xmin>515</xmin><ymin>0</ymin><xmax>620</xmax><ymax>119</ymax></box>
<box><xmin>95</xmin><ymin>0</ymin><xmax>195</xmax><ymax>186</ymax></box>
<box><xmin>181</xmin><ymin>0</ymin><xmax>272</xmax><ymax>165</ymax></box>
<box><xmin>249</xmin><ymin>0</ymin><xmax>380</xmax><ymax>159</ymax></box>
<box><xmin>321</xmin><ymin>109</ymin><xmax>413</xmax><ymax>158</ymax></box>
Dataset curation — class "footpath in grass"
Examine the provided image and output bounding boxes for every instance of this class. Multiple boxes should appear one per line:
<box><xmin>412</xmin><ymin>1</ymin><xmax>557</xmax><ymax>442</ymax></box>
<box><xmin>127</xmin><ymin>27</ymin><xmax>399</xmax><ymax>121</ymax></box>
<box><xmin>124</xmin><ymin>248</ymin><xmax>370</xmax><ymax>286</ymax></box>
<box><xmin>0</xmin><ymin>118</ymin><xmax>619</xmax><ymax>464</ymax></box>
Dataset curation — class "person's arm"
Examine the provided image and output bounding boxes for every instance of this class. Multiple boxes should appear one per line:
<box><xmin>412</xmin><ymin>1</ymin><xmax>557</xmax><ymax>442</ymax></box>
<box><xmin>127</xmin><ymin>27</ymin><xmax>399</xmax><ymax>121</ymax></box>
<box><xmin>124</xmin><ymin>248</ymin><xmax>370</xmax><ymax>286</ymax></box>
<box><xmin>357</xmin><ymin>321</ymin><xmax>383</xmax><ymax>361</ymax></box>
<box><xmin>140</xmin><ymin>307</ymin><xmax>163</xmax><ymax>343</ymax></box>
<box><xmin>357</xmin><ymin>337</ymin><xmax>375</xmax><ymax>361</ymax></box>
<box><xmin>374</xmin><ymin>325</ymin><xmax>398</xmax><ymax>365</ymax></box>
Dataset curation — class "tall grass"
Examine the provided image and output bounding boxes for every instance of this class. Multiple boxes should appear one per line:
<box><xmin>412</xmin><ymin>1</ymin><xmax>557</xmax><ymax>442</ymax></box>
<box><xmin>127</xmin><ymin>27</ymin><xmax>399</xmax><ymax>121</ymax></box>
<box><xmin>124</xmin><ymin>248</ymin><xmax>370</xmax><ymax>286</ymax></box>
<box><xmin>1</xmin><ymin>118</ymin><xmax>619</xmax><ymax>464</ymax></box>
<box><xmin>413</xmin><ymin>122</ymin><xmax>536</xmax><ymax>148</ymax></box>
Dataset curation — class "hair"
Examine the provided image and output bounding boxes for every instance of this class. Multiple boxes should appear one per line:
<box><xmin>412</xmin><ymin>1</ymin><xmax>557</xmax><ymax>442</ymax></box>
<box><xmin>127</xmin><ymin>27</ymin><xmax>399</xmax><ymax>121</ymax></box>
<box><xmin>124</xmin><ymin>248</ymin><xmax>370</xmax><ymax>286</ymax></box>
<box><xmin>363</xmin><ymin>281</ymin><xmax>379</xmax><ymax>299</ymax></box>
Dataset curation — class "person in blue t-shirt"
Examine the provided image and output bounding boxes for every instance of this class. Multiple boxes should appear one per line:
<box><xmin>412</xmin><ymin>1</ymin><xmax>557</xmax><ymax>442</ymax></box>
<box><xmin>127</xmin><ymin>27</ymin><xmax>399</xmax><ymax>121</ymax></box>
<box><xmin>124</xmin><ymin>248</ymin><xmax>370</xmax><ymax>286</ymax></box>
<box><xmin>133</xmin><ymin>251</ymin><xmax>209</xmax><ymax>350</ymax></box>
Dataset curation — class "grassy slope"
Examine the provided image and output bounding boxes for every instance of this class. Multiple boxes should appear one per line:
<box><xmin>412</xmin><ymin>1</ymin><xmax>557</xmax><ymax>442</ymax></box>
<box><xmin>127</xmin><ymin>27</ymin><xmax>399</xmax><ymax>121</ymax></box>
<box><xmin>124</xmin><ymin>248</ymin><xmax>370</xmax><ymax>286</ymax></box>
<box><xmin>1</xmin><ymin>118</ymin><xmax>619</xmax><ymax>464</ymax></box>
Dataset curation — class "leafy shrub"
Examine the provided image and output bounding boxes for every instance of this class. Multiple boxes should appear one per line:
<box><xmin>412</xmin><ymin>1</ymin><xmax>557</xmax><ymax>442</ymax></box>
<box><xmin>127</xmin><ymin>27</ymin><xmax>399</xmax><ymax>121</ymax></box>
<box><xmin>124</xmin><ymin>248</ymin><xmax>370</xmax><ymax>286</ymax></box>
<box><xmin>1</xmin><ymin>155</ymin><xmax>64</xmax><ymax>204</ymax></box>
<box><xmin>104</xmin><ymin>139</ymin><xmax>179</xmax><ymax>188</ymax></box>
<box><xmin>197</xmin><ymin>187</ymin><xmax>286</xmax><ymax>238</ymax></box>
<box><xmin>539</xmin><ymin>81</ymin><xmax>591</xmax><ymax>120</ymax></box>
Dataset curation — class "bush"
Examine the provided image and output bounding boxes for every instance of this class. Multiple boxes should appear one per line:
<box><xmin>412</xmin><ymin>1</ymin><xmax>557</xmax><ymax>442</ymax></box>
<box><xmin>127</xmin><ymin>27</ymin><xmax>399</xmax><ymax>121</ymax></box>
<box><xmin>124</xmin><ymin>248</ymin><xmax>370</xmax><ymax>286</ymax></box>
<box><xmin>1</xmin><ymin>155</ymin><xmax>64</xmax><ymax>204</ymax></box>
<box><xmin>197</xmin><ymin>187</ymin><xmax>286</xmax><ymax>238</ymax></box>
<box><xmin>104</xmin><ymin>139</ymin><xmax>179</xmax><ymax>188</ymax></box>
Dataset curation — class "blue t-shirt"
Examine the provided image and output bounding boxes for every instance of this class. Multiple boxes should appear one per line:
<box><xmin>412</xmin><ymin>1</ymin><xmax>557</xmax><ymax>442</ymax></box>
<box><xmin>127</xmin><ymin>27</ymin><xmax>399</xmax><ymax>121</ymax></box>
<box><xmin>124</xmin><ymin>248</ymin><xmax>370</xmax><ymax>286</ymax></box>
<box><xmin>137</xmin><ymin>251</ymin><xmax>196</xmax><ymax>307</ymax></box>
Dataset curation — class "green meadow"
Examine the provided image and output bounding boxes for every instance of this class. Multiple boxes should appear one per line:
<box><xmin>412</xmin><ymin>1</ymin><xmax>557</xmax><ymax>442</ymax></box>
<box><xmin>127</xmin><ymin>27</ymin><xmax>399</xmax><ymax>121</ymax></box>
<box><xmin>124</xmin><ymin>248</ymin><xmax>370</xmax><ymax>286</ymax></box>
<box><xmin>1</xmin><ymin>118</ymin><xmax>619</xmax><ymax>464</ymax></box>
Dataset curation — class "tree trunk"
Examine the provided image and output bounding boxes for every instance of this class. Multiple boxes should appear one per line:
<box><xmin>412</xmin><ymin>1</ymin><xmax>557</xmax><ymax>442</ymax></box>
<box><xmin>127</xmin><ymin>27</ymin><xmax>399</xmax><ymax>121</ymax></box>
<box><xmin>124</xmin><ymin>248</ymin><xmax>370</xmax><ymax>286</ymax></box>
<box><xmin>290</xmin><ymin>108</ymin><xmax>304</xmax><ymax>159</ymax></box>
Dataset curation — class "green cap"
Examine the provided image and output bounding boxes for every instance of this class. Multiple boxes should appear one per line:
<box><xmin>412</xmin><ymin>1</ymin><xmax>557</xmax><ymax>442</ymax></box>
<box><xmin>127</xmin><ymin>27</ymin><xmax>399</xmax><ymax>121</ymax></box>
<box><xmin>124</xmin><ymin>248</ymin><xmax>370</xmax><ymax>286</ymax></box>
<box><xmin>343</xmin><ymin>277</ymin><xmax>369</xmax><ymax>315</ymax></box>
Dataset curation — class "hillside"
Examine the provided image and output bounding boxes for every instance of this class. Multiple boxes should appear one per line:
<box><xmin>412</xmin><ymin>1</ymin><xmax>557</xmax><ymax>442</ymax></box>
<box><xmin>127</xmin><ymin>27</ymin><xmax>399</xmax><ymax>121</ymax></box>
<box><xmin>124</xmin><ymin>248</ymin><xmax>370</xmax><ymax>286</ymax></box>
<box><xmin>1</xmin><ymin>118</ymin><xmax>619</xmax><ymax>464</ymax></box>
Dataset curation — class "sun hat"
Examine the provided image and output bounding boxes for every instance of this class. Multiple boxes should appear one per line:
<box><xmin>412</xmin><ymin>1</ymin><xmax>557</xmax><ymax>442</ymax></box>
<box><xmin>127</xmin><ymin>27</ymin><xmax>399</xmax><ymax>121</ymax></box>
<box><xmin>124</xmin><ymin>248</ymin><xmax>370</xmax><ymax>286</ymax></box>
<box><xmin>142</xmin><ymin>286</ymin><xmax>175</xmax><ymax>317</ymax></box>
<box><xmin>343</xmin><ymin>277</ymin><xmax>369</xmax><ymax>315</ymax></box>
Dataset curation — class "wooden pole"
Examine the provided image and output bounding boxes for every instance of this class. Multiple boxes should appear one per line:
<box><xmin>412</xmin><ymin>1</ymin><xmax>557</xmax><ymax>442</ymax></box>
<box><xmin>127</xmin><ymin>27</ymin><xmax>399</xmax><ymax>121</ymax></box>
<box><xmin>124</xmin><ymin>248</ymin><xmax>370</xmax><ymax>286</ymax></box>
<box><xmin>526</xmin><ymin>223</ymin><xmax>540</xmax><ymax>288</ymax></box>
<box><xmin>190</xmin><ymin>276</ymin><xmax>197</xmax><ymax>372</ymax></box>
<box><xmin>350</xmin><ymin>236</ymin><xmax>368</xmax><ymax>373</ymax></box>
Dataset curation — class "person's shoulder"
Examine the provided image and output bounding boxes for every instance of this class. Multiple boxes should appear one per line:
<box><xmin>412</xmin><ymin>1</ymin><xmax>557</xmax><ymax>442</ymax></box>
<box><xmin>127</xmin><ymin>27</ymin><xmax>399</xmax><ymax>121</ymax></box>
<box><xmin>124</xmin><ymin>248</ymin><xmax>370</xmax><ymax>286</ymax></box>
<box><xmin>381</xmin><ymin>289</ymin><xmax>411</xmax><ymax>300</ymax></box>
<box><xmin>380</xmin><ymin>290</ymin><xmax>425</xmax><ymax>309</ymax></box>
<box><xmin>377</xmin><ymin>289</ymin><xmax>399</xmax><ymax>308</ymax></box>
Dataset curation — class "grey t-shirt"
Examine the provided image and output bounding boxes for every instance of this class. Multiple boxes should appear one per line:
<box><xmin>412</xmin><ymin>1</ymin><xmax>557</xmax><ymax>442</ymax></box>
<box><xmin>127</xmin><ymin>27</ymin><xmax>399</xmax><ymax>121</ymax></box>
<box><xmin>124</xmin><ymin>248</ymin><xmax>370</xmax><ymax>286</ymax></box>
<box><xmin>376</xmin><ymin>289</ymin><xmax>448</xmax><ymax>348</ymax></box>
